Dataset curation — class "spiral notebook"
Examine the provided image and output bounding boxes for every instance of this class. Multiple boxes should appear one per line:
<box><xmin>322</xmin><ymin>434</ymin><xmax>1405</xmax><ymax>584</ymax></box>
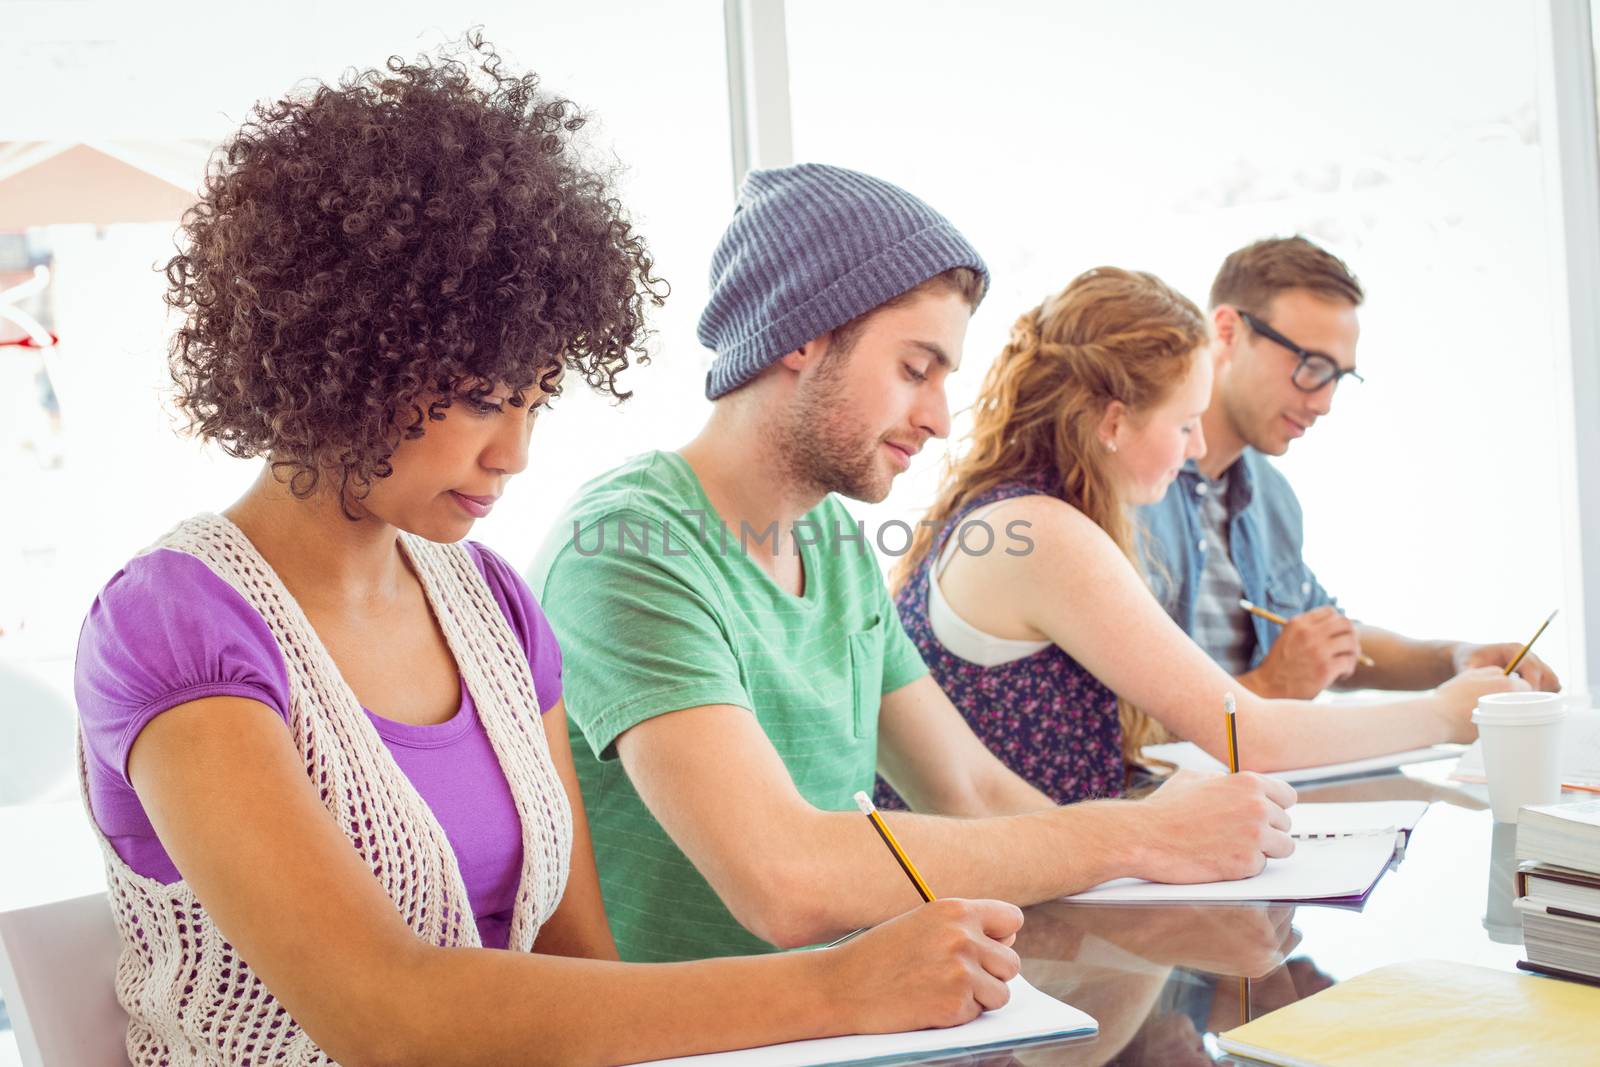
<box><xmin>1062</xmin><ymin>802</ymin><xmax>1424</xmax><ymax>904</ymax></box>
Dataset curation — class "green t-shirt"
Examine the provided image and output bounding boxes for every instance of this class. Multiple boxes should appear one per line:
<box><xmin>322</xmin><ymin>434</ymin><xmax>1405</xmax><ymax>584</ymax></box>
<box><xmin>527</xmin><ymin>450</ymin><xmax>929</xmax><ymax>962</ymax></box>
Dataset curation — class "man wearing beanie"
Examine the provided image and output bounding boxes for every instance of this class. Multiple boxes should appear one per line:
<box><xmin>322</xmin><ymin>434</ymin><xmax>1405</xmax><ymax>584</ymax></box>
<box><xmin>529</xmin><ymin>163</ymin><xmax>1293</xmax><ymax>963</ymax></box>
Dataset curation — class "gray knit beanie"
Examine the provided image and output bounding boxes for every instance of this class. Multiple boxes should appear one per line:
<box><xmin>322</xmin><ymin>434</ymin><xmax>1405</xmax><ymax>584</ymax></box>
<box><xmin>698</xmin><ymin>163</ymin><xmax>989</xmax><ymax>399</ymax></box>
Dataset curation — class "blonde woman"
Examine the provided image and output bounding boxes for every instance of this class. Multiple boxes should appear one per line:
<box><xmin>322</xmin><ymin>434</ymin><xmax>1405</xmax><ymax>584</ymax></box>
<box><xmin>881</xmin><ymin>268</ymin><xmax>1519</xmax><ymax>805</ymax></box>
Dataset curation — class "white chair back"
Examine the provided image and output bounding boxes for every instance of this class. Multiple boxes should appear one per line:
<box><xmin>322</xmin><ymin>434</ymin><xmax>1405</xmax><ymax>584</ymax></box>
<box><xmin>0</xmin><ymin>892</ymin><xmax>128</xmax><ymax>1066</ymax></box>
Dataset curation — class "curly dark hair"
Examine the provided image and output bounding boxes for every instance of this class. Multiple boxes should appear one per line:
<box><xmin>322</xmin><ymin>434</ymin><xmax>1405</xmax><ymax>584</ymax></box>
<box><xmin>164</xmin><ymin>33</ymin><xmax>667</xmax><ymax>500</ymax></box>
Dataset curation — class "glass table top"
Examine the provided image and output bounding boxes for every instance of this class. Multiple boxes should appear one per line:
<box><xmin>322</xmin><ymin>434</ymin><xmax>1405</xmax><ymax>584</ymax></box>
<box><xmin>0</xmin><ymin>755</ymin><xmax>1558</xmax><ymax>1065</ymax></box>
<box><xmin>891</xmin><ymin>757</ymin><xmax>1563</xmax><ymax>1066</ymax></box>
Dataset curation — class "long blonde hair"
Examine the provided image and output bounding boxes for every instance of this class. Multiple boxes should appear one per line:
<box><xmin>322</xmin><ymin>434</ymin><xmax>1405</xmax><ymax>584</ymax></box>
<box><xmin>895</xmin><ymin>266</ymin><xmax>1208</xmax><ymax>761</ymax></box>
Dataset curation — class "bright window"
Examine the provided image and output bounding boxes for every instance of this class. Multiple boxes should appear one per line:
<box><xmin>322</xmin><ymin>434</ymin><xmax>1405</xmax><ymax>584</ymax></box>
<box><xmin>787</xmin><ymin>0</ymin><xmax>1571</xmax><ymax>674</ymax></box>
<box><xmin>0</xmin><ymin>3</ymin><xmax>729</xmax><ymax>715</ymax></box>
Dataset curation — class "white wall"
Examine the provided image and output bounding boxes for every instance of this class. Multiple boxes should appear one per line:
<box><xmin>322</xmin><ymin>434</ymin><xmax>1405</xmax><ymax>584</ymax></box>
<box><xmin>785</xmin><ymin>0</ymin><xmax>1576</xmax><ymax>683</ymax></box>
<box><xmin>0</xmin><ymin>4</ymin><xmax>731</xmax><ymax>699</ymax></box>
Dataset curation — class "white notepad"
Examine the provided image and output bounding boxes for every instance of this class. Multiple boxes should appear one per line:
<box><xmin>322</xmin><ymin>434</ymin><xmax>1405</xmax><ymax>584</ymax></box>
<box><xmin>1286</xmin><ymin>800</ymin><xmax>1428</xmax><ymax>837</ymax></box>
<box><xmin>1142</xmin><ymin>741</ymin><xmax>1462</xmax><ymax>784</ymax></box>
<box><xmin>630</xmin><ymin>976</ymin><xmax>1097</xmax><ymax>1066</ymax></box>
<box><xmin>1066</xmin><ymin>833</ymin><xmax>1396</xmax><ymax>904</ymax></box>
<box><xmin>1062</xmin><ymin>802</ymin><xmax>1420</xmax><ymax>904</ymax></box>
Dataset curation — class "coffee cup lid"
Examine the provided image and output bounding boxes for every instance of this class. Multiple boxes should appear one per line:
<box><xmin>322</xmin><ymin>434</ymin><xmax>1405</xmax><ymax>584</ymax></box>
<box><xmin>1472</xmin><ymin>691</ymin><xmax>1566</xmax><ymax>726</ymax></box>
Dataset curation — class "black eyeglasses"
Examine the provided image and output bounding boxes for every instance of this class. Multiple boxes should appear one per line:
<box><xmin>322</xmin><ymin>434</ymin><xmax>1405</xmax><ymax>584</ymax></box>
<box><xmin>1237</xmin><ymin>309</ymin><xmax>1364</xmax><ymax>393</ymax></box>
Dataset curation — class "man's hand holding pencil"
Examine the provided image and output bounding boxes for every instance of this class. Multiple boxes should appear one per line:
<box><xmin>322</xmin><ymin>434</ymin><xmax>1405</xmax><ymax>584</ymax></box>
<box><xmin>1239</xmin><ymin>603</ymin><xmax>1367</xmax><ymax>699</ymax></box>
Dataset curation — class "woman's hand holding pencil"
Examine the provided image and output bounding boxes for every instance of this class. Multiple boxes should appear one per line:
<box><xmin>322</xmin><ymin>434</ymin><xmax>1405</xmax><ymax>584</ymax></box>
<box><xmin>831</xmin><ymin>791</ymin><xmax>1025</xmax><ymax>1031</ymax></box>
<box><xmin>821</xmin><ymin>899</ymin><xmax>1025</xmax><ymax>1033</ymax></box>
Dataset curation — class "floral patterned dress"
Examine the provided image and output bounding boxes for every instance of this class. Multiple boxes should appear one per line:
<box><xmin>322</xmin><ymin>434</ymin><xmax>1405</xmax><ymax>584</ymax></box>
<box><xmin>875</xmin><ymin>479</ymin><xmax>1125</xmax><ymax>808</ymax></box>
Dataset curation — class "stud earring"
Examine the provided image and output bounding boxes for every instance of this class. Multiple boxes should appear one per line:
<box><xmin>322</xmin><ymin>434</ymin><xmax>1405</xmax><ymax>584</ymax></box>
<box><xmin>1104</xmin><ymin>440</ymin><xmax>1118</xmax><ymax>454</ymax></box>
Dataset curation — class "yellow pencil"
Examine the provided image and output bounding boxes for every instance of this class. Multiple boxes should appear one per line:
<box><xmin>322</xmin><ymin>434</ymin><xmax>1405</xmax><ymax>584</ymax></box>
<box><xmin>1224</xmin><ymin>691</ymin><xmax>1240</xmax><ymax>774</ymax></box>
<box><xmin>1239</xmin><ymin>597</ymin><xmax>1376</xmax><ymax>669</ymax></box>
<box><xmin>1504</xmin><ymin>609</ymin><xmax>1558</xmax><ymax>677</ymax></box>
<box><xmin>853</xmin><ymin>791</ymin><xmax>935</xmax><ymax>903</ymax></box>
<box><xmin>1223</xmin><ymin>691</ymin><xmax>1249</xmax><ymax>1017</ymax></box>
<box><xmin>1223</xmin><ymin>692</ymin><xmax>1249</xmax><ymax>1019</ymax></box>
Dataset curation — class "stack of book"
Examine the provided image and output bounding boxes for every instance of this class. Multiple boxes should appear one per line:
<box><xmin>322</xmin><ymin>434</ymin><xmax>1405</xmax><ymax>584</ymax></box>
<box><xmin>1514</xmin><ymin>798</ymin><xmax>1600</xmax><ymax>984</ymax></box>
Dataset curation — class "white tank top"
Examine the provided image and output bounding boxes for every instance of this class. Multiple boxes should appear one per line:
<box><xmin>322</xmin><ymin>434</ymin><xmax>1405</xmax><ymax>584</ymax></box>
<box><xmin>925</xmin><ymin>501</ymin><xmax>1052</xmax><ymax>667</ymax></box>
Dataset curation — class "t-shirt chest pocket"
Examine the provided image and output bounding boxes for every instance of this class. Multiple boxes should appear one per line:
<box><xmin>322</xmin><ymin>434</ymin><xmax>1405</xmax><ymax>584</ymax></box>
<box><xmin>847</xmin><ymin>613</ymin><xmax>886</xmax><ymax>740</ymax></box>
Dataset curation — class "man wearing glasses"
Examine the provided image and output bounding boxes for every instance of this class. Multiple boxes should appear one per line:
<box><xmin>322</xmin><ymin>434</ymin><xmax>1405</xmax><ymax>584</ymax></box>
<box><xmin>1140</xmin><ymin>236</ymin><xmax>1559</xmax><ymax>699</ymax></box>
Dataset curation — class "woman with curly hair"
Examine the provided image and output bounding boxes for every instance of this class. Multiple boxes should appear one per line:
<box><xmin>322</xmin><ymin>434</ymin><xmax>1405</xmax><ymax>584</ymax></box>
<box><xmin>883</xmin><ymin>267</ymin><xmax>1519</xmax><ymax>806</ymax></box>
<box><xmin>73</xmin><ymin>39</ymin><xmax>1023</xmax><ymax>1066</ymax></box>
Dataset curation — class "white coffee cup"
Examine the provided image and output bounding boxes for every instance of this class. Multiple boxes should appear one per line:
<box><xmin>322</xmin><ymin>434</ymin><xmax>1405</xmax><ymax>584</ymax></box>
<box><xmin>1472</xmin><ymin>691</ymin><xmax>1566</xmax><ymax>823</ymax></box>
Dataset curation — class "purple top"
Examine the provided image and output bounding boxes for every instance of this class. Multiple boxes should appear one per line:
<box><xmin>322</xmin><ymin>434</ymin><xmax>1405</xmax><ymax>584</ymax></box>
<box><xmin>875</xmin><ymin>479</ymin><xmax>1125</xmax><ymax>808</ymax></box>
<box><xmin>75</xmin><ymin>541</ymin><xmax>562</xmax><ymax>951</ymax></box>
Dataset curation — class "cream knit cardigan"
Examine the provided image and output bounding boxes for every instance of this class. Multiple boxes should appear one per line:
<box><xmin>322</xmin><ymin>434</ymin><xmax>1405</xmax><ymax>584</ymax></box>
<box><xmin>82</xmin><ymin>514</ymin><xmax>574</xmax><ymax>1065</ymax></box>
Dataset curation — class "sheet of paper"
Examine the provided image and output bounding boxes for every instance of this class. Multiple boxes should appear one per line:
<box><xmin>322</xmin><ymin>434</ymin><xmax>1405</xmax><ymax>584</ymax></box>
<box><xmin>1287</xmin><ymin>800</ymin><xmax>1428</xmax><ymax>837</ymax></box>
<box><xmin>631</xmin><ymin>976</ymin><xmax>1096</xmax><ymax>1066</ymax></box>
<box><xmin>1142</xmin><ymin>741</ymin><xmax>1461</xmax><ymax>784</ymax></box>
<box><xmin>1064</xmin><ymin>832</ymin><xmax>1397</xmax><ymax>904</ymax></box>
<box><xmin>1452</xmin><ymin>709</ymin><xmax>1600</xmax><ymax>786</ymax></box>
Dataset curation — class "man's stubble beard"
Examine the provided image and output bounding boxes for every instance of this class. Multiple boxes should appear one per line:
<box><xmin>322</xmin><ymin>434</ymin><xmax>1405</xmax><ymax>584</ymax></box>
<box><xmin>773</xmin><ymin>352</ymin><xmax>891</xmax><ymax>503</ymax></box>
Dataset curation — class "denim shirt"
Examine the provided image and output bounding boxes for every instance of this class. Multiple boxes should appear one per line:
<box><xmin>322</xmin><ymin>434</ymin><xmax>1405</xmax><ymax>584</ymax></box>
<box><xmin>1138</xmin><ymin>451</ymin><xmax>1336</xmax><ymax>670</ymax></box>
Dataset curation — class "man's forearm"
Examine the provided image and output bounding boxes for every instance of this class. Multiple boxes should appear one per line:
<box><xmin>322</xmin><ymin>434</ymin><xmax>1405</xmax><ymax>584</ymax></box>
<box><xmin>1344</xmin><ymin>626</ymin><xmax>1457</xmax><ymax>690</ymax></box>
<box><xmin>888</xmin><ymin>802</ymin><xmax>1142</xmax><ymax>902</ymax></box>
<box><xmin>772</xmin><ymin>801</ymin><xmax>1143</xmax><ymax>946</ymax></box>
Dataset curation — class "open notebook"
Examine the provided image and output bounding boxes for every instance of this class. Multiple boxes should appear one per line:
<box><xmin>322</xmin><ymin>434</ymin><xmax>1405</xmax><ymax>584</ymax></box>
<box><xmin>630</xmin><ymin>976</ymin><xmax>1096</xmax><ymax>1066</ymax></box>
<box><xmin>1062</xmin><ymin>801</ymin><xmax>1425</xmax><ymax>904</ymax></box>
<box><xmin>1142</xmin><ymin>741</ymin><xmax>1461</xmax><ymax>784</ymax></box>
